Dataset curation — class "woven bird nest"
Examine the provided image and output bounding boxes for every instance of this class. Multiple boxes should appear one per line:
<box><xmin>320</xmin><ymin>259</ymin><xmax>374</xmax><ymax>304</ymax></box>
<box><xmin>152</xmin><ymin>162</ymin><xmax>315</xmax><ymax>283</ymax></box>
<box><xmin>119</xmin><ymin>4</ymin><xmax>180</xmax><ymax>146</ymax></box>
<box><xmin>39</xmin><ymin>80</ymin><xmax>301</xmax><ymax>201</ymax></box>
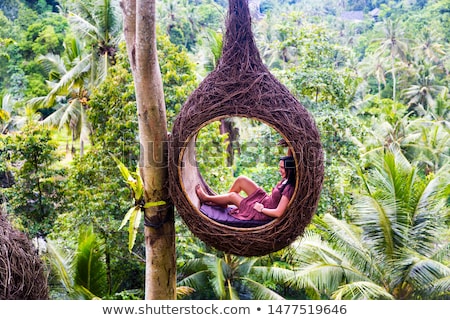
<box><xmin>0</xmin><ymin>211</ymin><xmax>48</xmax><ymax>299</ymax></box>
<box><xmin>168</xmin><ymin>0</ymin><xmax>324</xmax><ymax>256</ymax></box>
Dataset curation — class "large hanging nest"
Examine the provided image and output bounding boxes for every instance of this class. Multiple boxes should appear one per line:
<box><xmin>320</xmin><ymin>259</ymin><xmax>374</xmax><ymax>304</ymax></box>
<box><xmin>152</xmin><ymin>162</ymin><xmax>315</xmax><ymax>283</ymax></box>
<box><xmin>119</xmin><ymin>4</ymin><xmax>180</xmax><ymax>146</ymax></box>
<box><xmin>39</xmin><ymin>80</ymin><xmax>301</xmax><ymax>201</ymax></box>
<box><xmin>0</xmin><ymin>210</ymin><xmax>48</xmax><ymax>299</ymax></box>
<box><xmin>169</xmin><ymin>0</ymin><xmax>324</xmax><ymax>256</ymax></box>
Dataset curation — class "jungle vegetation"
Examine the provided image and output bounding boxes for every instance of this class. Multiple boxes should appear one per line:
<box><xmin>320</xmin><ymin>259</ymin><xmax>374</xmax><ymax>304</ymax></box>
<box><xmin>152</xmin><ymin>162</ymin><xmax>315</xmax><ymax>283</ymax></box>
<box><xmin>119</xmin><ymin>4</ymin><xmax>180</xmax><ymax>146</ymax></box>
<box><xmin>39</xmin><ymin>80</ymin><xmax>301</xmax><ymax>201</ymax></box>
<box><xmin>0</xmin><ymin>0</ymin><xmax>449</xmax><ymax>300</ymax></box>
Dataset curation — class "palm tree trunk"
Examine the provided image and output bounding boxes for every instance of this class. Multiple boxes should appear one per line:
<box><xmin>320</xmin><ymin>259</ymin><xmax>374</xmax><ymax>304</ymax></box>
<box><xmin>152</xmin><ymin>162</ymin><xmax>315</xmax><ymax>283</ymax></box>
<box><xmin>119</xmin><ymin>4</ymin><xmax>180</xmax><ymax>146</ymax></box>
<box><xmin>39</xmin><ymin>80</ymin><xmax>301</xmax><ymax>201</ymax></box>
<box><xmin>121</xmin><ymin>0</ymin><xmax>176</xmax><ymax>300</ymax></box>
<box><xmin>391</xmin><ymin>54</ymin><xmax>396</xmax><ymax>101</ymax></box>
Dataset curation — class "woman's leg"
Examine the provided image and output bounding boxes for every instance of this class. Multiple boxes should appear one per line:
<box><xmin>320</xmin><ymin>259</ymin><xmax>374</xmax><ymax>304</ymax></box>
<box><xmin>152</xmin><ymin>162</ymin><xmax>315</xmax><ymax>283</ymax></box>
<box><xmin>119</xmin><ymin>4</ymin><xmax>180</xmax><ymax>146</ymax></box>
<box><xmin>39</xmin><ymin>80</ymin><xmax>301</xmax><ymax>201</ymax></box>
<box><xmin>196</xmin><ymin>185</ymin><xmax>244</xmax><ymax>207</ymax></box>
<box><xmin>228</xmin><ymin>176</ymin><xmax>259</xmax><ymax>196</ymax></box>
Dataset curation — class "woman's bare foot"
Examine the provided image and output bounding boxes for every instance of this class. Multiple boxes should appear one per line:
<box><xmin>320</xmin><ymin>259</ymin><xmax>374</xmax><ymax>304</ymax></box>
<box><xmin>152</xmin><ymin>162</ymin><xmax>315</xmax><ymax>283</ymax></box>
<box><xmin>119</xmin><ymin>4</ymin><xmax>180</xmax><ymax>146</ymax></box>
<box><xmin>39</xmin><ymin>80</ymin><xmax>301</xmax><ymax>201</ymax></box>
<box><xmin>195</xmin><ymin>185</ymin><xmax>227</xmax><ymax>208</ymax></box>
<box><xmin>195</xmin><ymin>184</ymin><xmax>209</xmax><ymax>203</ymax></box>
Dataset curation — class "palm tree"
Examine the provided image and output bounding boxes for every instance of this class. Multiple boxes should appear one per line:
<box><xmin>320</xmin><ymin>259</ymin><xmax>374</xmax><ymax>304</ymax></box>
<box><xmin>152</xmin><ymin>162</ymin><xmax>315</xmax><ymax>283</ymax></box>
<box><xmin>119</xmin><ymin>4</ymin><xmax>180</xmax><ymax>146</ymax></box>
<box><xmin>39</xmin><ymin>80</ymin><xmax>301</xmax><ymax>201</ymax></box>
<box><xmin>197</xmin><ymin>28</ymin><xmax>223</xmax><ymax>76</ymax></box>
<box><xmin>30</xmin><ymin>0</ymin><xmax>123</xmax><ymax>157</ymax></box>
<box><xmin>46</xmin><ymin>224</ymin><xmax>108</xmax><ymax>299</ymax></box>
<box><xmin>67</xmin><ymin>0</ymin><xmax>123</xmax><ymax>81</ymax></box>
<box><xmin>0</xmin><ymin>94</ymin><xmax>12</xmax><ymax>133</ymax></box>
<box><xmin>373</xmin><ymin>18</ymin><xmax>408</xmax><ymax>101</ymax></box>
<box><xmin>430</xmin><ymin>88</ymin><xmax>450</xmax><ymax>123</ymax></box>
<box><xmin>177</xmin><ymin>246</ymin><xmax>287</xmax><ymax>300</ymax></box>
<box><xmin>358</xmin><ymin>54</ymin><xmax>387</xmax><ymax>98</ymax></box>
<box><xmin>1</xmin><ymin>100</ymin><xmax>42</xmax><ymax>134</ymax></box>
<box><xmin>253</xmin><ymin>12</ymin><xmax>283</xmax><ymax>69</ymax></box>
<box><xmin>31</xmin><ymin>38</ymin><xmax>92</xmax><ymax>156</ymax></box>
<box><xmin>413</xmin><ymin>27</ymin><xmax>447</xmax><ymax>68</ymax></box>
<box><xmin>402</xmin><ymin>118</ymin><xmax>450</xmax><ymax>173</ymax></box>
<box><xmin>287</xmin><ymin>146</ymin><xmax>450</xmax><ymax>299</ymax></box>
<box><xmin>403</xmin><ymin>60</ymin><xmax>445</xmax><ymax>113</ymax></box>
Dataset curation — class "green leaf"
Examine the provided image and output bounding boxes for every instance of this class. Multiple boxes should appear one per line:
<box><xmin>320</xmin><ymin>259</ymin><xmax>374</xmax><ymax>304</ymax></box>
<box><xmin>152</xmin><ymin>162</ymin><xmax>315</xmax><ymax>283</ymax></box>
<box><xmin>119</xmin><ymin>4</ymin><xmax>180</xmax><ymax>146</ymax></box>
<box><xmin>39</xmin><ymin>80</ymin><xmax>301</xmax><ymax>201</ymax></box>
<box><xmin>143</xmin><ymin>200</ymin><xmax>166</xmax><ymax>208</ymax></box>
<box><xmin>111</xmin><ymin>155</ymin><xmax>132</xmax><ymax>182</ymax></box>
<box><xmin>127</xmin><ymin>207</ymin><xmax>142</xmax><ymax>252</ymax></box>
<box><xmin>112</xmin><ymin>154</ymin><xmax>140</xmax><ymax>194</ymax></box>
<box><xmin>119</xmin><ymin>206</ymin><xmax>139</xmax><ymax>230</ymax></box>
<box><xmin>134</xmin><ymin>166</ymin><xmax>144</xmax><ymax>200</ymax></box>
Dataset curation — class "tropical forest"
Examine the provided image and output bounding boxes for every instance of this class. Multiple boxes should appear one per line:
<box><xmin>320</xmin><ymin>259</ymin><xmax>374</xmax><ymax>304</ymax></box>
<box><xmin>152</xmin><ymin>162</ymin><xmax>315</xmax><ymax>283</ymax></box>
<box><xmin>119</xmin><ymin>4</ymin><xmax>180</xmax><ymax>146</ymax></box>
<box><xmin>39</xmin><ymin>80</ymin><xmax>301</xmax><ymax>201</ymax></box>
<box><xmin>0</xmin><ymin>0</ymin><xmax>449</xmax><ymax>300</ymax></box>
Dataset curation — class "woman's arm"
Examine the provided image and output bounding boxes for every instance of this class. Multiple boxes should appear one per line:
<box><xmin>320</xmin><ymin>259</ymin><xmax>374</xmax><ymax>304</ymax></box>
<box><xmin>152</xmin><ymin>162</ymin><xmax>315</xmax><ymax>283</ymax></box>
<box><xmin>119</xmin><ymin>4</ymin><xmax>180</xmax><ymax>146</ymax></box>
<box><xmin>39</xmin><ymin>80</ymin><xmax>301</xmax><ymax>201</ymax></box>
<box><xmin>253</xmin><ymin>196</ymin><xmax>290</xmax><ymax>218</ymax></box>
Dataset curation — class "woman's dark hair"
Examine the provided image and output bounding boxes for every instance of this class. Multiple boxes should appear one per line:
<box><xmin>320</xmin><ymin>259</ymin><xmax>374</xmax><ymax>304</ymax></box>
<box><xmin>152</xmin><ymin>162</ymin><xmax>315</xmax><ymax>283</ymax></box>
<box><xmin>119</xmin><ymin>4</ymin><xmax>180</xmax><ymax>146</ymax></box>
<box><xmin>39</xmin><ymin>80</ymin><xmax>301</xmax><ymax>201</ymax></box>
<box><xmin>280</xmin><ymin>155</ymin><xmax>296</xmax><ymax>185</ymax></box>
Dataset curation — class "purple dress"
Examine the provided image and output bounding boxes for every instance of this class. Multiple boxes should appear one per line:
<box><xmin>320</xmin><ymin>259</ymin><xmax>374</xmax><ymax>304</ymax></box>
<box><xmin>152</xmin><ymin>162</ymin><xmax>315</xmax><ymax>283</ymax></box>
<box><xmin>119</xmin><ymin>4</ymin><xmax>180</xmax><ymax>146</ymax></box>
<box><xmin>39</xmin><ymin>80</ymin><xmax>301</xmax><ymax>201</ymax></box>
<box><xmin>230</xmin><ymin>180</ymin><xmax>294</xmax><ymax>221</ymax></box>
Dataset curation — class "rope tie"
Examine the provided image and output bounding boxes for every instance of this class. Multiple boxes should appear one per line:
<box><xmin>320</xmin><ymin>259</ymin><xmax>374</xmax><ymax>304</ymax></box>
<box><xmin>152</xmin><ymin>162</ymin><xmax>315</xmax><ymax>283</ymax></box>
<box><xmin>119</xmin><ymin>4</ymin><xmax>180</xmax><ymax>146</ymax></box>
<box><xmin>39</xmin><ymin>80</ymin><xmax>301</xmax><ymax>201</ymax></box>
<box><xmin>143</xmin><ymin>203</ymin><xmax>174</xmax><ymax>229</ymax></box>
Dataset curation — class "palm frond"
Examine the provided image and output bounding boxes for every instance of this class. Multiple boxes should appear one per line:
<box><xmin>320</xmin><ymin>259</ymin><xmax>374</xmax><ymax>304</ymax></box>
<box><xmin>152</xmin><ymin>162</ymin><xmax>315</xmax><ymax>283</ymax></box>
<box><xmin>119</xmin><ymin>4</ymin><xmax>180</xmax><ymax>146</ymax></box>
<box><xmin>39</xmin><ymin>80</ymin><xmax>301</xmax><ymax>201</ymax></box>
<box><xmin>353</xmin><ymin>195</ymin><xmax>397</xmax><ymax>258</ymax></box>
<box><xmin>404</xmin><ymin>256</ymin><xmax>450</xmax><ymax>288</ymax></box>
<box><xmin>74</xmin><ymin>225</ymin><xmax>107</xmax><ymax>298</ymax></box>
<box><xmin>98</xmin><ymin>0</ymin><xmax>123</xmax><ymax>40</ymax></box>
<box><xmin>429</xmin><ymin>241</ymin><xmax>450</xmax><ymax>262</ymax></box>
<box><xmin>388</xmin><ymin>143</ymin><xmax>412</xmax><ymax>172</ymax></box>
<box><xmin>423</xmin><ymin>276</ymin><xmax>450</xmax><ymax>299</ymax></box>
<box><xmin>26</xmin><ymin>96</ymin><xmax>47</xmax><ymax>110</ymax></box>
<box><xmin>1</xmin><ymin>94</ymin><xmax>14</xmax><ymax>113</ymax></box>
<box><xmin>177</xmin><ymin>270</ymin><xmax>209</xmax><ymax>290</ymax></box>
<box><xmin>178</xmin><ymin>257</ymin><xmax>207</xmax><ymax>273</ymax></box>
<box><xmin>288</xmin><ymin>263</ymin><xmax>346</xmax><ymax>293</ymax></box>
<box><xmin>73</xmin><ymin>284</ymin><xmax>101</xmax><ymax>300</ymax></box>
<box><xmin>332</xmin><ymin>281</ymin><xmax>394</xmax><ymax>300</ymax></box>
<box><xmin>410</xmin><ymin>171</ymin><xmax>449</xmax><ymax>254</ymax></box>
<box><xmin>319</xmin><ymin>214</ymin><xmax>384</xmax><ymax>279</ymax></box>
<box><xmin>97</xmin><ymin>52</ymin><xmax>109</xmax><ymax>84</ymax></box>
<box><xmin>251</xmin><ymin>266</ymin><xmax>295</xmax><ymax>284</ymax></box>
<box><xmin>204</xmin><ymin>256</ymin><xmax>227</xmax><ymax>299</ymax></box>
<box><xmin>235</xmin><ymin>257</ymin><xmax>257</xmax><ymax>276</ymax></box>
<box><xmin>242</xmin><ymin>277</ymin><xmax>285</xmax><ymax>300</ymax></box>
<box><xmin>227</xmin><ymin>283</ymin><xmax>240</xmax><ymax>300</ymax></box>
<box><xmin>68</xmin><ymin>12</ymin><xmax>101</xmax><ymax>43</ymax></box>
<box><xmin>41</xmin><ymin>100</ymin><xmax>81</xmax><ymax>131</ymax></box>
<box><xmin>46</xmin><ymin>240</ymin><xmax>75</xmax><ymax>293</ymax></box>
<box><xmin>64</xmin><ymin>37</ymin><xmax>83</xmax><ymax>63</ymax></box>
<box><xmin>38</xmin><ymin>53</ymin><xmax>67</xmax><ymax>77</ymax></box>
<box><xmin>176</xmin><ymin>286</ymin><xmax>196</xmax><ymax>299</ymax></box>
<box><xmin>292</xmin><ymin>231</ymin><xmax>346</xmax><ymax>265</ymax></box>
<box><xmin>44</xmin><ymin>54</ymin><xmax>91</xmax><ymax>106</ymax></box>
<box><xmin>289</xmin><ymin>232</ymin><xmax>375</xmax><ymax>294</ymax></box>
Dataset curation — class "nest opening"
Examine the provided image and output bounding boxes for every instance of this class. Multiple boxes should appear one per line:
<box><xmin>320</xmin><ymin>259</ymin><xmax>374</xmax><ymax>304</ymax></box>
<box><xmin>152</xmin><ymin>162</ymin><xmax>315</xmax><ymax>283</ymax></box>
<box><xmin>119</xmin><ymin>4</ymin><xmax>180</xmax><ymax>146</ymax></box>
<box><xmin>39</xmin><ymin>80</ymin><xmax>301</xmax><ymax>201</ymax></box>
<box><xmin>179</xmin><ymin>115</ymin><xmax>298</xmax><ymax>231</ymax></box>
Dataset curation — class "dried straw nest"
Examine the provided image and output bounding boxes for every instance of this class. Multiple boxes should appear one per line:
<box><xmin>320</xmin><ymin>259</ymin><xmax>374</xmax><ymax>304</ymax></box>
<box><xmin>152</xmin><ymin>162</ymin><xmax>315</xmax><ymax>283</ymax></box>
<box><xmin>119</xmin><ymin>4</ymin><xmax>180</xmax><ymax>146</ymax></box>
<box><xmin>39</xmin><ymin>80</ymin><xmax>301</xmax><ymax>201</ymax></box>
<box><xmin>168</xmin><ymin>0</ymin><xmax>324</xmax><ymax>256</ymax></box>
<box><xmin>0</xmin><ymin>210</ymin><xmax>48</xmax><ymax>299</ymax></box>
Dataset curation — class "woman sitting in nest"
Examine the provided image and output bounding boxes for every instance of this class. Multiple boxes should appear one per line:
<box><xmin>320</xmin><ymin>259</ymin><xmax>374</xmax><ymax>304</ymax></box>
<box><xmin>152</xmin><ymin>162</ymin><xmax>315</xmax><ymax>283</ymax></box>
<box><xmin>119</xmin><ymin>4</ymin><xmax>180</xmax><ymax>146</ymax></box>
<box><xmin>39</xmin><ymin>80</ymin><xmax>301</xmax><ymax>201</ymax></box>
<box><xmin>196</xmin><ymin>155</ymin><xmax>296</xmax><ymax>225</ymax></box>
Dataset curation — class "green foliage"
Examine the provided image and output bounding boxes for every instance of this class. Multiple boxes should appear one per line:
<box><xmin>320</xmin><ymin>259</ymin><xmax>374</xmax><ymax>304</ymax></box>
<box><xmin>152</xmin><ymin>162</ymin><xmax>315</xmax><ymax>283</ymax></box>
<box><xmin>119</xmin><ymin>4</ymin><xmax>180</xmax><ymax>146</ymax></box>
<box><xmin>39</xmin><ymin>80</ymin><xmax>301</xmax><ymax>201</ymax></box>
<box><xmin>310</xmin><ymin>102</ymin><xmax>364</xmax><ymax>218</ymax></box>
<box><xmin>197</xmin><ymin>121</ymin><xmax>235</xmax><ymax>193</ymax></box>
<box><xmin>0</xmin><ymin>5</ymin><xmax>68</xmax><ymax>98</ymax></box>
<box><xmin>48</xmin><ymin>50</ymin><xmax>144</xmax><ymax>290</ymax></box>
<box><xmin>50</xmin><ymin>150</ymin><xmax>146</xmax><ymax>295</ymax></box>
<box><xmin>0</xmin><ymin>122</ymin><xmax>64</xmax><ymax>237</ymax></box>
<box><xmin>157</xmin><ymin>0</ymin><xmax>225</xmax><ymax>52</ymax></box>
<box><xmin>73</xmin><ymin>224</ymin><xmax>108</xmax><ymax>298</ymax></box>
<box><xmin>288</xmin><ymin>147</ymin><xmax>450</xmax><ymax>299</ymax></box>
<box><xmin>67</xmin><ymin>0</ymin><xmax>122</xmax><ymax>66</ymax></box>
<box><xmin>178</xmin><ymin>249</ymin><xmax>286</xmax><ymax>300</ymax></box>
<box><xmin>157</xmin><ymin>31</ymin><xmax>198</xmax><ymax>130</ymax></box>
<box><xmin>113</xmin><ymin>155</ymin><xmax>166</xmax><ymax>252</ymax></box>
<box><xmin>46</xmin><ymin>225</ymin><xmax>108</xmax><ymax>299</ymax></box>
<box><xmin>271</xmin><ymin>12</ymin><xmax>361</xmax><ymax>107</ymax></box>
<box><xmin>88</xmin><ymin>43</ymin><xmax>138</xmax><ymax>162</ymax></box>
<box><xmin>0</xmin><ymin>0</ymin><xmax>20</xmax><ymax>20</ymax></box>
<box><xmin>2</xmin><ymin>0</ymin><xmax>449</xmax><ymax>301</ymax></box>
<box><xmin>19</xmin><ymin>13</ymin><xmax>68</xmax><ymax>60</ymax></box>
<box><xmin>196</xmin><ymin>118</ymin><xmax>286</xmax><ymax>194</ymax></box>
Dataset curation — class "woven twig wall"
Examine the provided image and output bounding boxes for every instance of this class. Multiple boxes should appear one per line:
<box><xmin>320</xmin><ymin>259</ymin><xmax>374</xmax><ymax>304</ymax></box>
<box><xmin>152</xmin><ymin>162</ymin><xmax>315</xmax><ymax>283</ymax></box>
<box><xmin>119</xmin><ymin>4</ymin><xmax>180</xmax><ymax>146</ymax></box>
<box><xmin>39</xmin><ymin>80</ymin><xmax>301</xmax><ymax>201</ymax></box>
<box><xmin>0</xmin><ymin>211</ymin><xmax>48</xmax><ymax>299</ymax></box>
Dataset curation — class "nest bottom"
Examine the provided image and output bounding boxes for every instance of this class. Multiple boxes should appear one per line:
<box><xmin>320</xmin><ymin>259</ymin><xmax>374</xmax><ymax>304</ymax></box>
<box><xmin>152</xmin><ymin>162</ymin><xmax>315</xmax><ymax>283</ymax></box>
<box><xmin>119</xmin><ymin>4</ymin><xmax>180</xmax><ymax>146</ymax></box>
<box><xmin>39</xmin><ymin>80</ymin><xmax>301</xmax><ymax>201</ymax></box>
<box><xmin>0</xmin><ymin>212</ymin><xmax>48</xmax><ymax>300</ymax></box>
